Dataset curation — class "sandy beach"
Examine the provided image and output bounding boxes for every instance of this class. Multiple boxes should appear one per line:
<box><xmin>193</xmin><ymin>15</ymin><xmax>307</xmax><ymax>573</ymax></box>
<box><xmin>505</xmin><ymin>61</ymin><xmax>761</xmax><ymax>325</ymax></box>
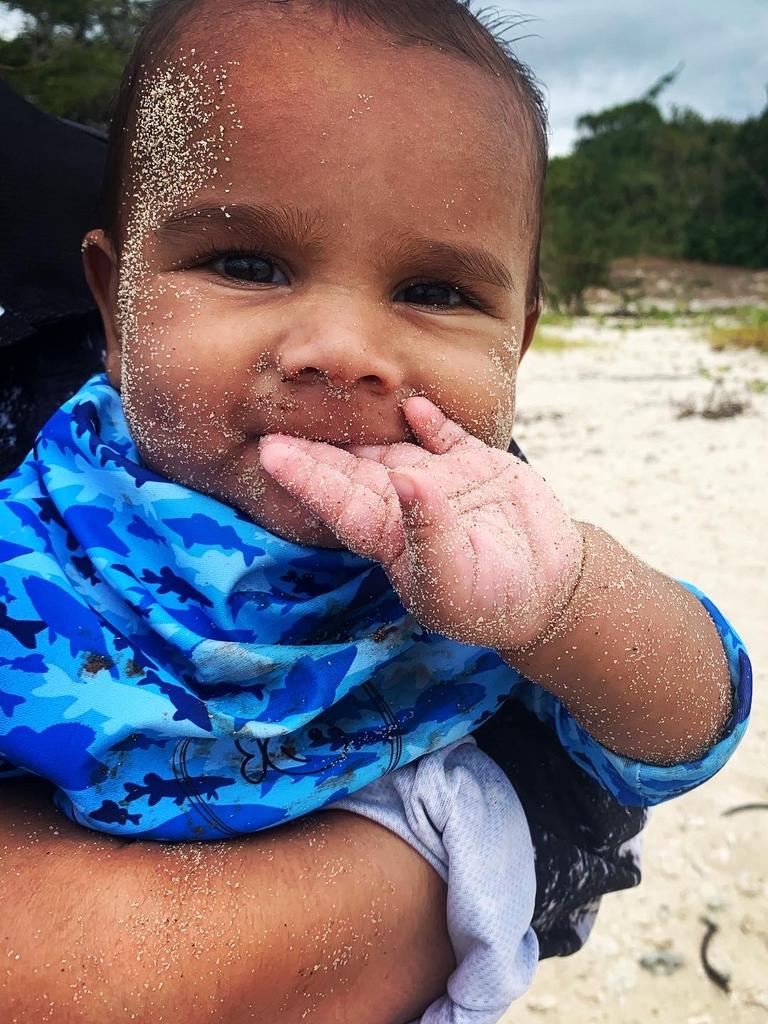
<box><xmin>501</xmin><ymin>318</ymin><xmax>767</xmax><ymax>1024</ymax></box>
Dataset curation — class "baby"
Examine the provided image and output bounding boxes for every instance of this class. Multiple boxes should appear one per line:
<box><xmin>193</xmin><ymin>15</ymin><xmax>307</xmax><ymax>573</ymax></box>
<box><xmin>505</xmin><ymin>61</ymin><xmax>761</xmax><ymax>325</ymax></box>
<box><xmin>0</xmin><ymin>0</ymin><xmax>751</xmax><ymax>1020</ymax></box>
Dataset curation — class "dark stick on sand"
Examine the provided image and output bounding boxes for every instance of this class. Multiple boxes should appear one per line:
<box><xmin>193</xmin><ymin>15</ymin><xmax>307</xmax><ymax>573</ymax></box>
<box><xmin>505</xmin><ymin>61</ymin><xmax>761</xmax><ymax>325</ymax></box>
<box><xmin>699</xmin><ymin>917</ymin><xmax>732</xmax><ymax>994</ymax></box>
<box><xmin>721</xmin><ymin>802</ymin><xmax>768</xmax><ymax>817</ymax></box>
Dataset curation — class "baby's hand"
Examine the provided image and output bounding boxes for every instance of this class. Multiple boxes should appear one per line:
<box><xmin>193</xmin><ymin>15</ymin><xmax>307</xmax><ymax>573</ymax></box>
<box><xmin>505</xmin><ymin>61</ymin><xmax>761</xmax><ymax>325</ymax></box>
<box><xmin>259</xmin><ymin>397</ymin><xmax>582</xmax><ymax>650</ymax></box>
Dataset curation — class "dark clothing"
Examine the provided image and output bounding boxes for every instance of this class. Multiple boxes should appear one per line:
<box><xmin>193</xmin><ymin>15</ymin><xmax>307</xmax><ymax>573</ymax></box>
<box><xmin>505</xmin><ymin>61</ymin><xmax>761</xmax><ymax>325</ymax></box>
<box><xmin>474</xmin><ymin>703</ymin><xmax>644</xmax><ymax>958</ymax></box>
<box><xmin>0</xmin><ymin>78</ymin><xmax>105</xmax><ymax>477</ymax></box>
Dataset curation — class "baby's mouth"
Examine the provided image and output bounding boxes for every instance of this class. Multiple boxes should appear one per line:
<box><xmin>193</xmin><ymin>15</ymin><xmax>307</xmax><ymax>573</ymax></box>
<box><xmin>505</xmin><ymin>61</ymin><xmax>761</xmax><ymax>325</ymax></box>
<box><xmin>247</xmin><ymin>392</ymin><xmax>419</xmax><ymax>448</ymax></box>
<box><xmin>253</xmin><ymin>424</ymin><xmax>417</xmax><ymax>447</ymax></box>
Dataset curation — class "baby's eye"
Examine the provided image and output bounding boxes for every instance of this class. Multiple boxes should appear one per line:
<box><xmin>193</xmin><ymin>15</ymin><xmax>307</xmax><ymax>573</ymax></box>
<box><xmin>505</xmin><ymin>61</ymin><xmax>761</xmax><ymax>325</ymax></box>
<box><xmin>210</xmin><ymin>253</ymin><xmax>289</xmax><ymax>285</ymax></box>
<box><xmin>395</xmin><ymin>281</ymin><xmax>469</xmax><ymax>308</ymax></box>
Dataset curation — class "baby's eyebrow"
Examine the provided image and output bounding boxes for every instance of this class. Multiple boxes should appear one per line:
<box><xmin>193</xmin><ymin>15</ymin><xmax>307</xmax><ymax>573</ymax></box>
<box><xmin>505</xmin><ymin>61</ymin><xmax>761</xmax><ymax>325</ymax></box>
<box><xmin>154</xmin><ymin>202</ymin><xmax>330</xmax><ymax>251</ymax></box>
<box><xmin>377</xmin><ymin>234</ymin><xmax>516</xmax><ymax>293</ymax></box>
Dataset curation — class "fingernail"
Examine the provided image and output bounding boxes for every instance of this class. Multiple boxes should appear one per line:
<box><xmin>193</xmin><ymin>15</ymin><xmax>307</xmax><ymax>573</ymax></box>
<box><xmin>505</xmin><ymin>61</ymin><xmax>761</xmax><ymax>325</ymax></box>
<box><xmin>347</xmin><ymin>445</ymin><xmax>379</xmax><ymax>460</ymax></box>
<box><xmin>258</xmin><ymin>441</ymin><xmax>292</xmax><ymax>473</ymax></box>
<box><xmin>259</xmin><ymin>434</ymin><xmax>288</xmax><ymax>448</ymax></box>
<box><xmin>390</xmin><ymin>471</ymin><xmax>416</xmax><ymax>503</ymax></box>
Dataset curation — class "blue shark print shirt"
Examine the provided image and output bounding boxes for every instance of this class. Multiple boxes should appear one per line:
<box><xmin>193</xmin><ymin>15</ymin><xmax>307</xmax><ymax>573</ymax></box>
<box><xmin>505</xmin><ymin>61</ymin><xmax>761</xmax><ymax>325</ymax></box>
<box><xmin>0</xmin><ymin>376</ymin><xmax>753</xmax><ymax>839</ymax></box>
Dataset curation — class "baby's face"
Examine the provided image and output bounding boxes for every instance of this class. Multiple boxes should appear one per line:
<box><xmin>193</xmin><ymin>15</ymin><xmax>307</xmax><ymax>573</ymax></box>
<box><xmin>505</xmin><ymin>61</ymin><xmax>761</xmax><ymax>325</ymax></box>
<box><xmin>86</xmin><ymin>8</ymin><xmax>539</xmax><ymax>546</ymax></box>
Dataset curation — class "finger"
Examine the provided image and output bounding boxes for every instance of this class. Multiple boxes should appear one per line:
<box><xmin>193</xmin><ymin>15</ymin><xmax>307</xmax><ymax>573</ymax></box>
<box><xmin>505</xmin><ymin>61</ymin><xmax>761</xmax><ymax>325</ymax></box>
<box><xmin>400</xmin><ymin>396</ymin><xmax>484</xmax><ymax>456</ymax></box>
<box><xmin>260</xmin><ymin>433</ymin><xmax>358</xmax><ymax>475</ymax></box>
<box><xmin>389</xmin><ymin>468</ymin><xmax>459</xmax><ymax>547</ymax></box>
<box><xmin>259</xmin><ymin>436</ymin><xmax>403</xmax><ymax>563</ymax></box>
<box><xmin>346</xmin><ymin>440</ymin><xmax>432</xmax><ymax>472</ymax></box>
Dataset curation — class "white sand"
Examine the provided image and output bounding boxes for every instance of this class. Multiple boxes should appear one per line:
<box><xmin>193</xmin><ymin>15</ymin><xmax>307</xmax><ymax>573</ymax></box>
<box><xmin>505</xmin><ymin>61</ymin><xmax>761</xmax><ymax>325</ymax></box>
<box><xmin>502</xmin><ymin>320</ymin><xmax>768</xmax><ymax>1024</ymax></box>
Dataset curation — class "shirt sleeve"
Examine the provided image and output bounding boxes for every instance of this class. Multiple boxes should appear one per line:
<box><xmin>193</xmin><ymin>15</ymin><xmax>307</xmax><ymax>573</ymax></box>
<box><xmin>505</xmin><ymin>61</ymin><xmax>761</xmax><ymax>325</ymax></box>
<box><xmin>511</xmin><ymin>581</ymin><xmax>752</xmax><ymax>807</ymax></box>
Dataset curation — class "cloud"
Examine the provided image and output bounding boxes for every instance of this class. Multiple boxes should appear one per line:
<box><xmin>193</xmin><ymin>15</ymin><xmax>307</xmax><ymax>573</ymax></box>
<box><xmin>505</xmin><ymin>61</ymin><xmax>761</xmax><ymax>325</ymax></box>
<box><xmin>494</xmin><ymin>0</ymin><xmax>768</xmax><ymax>154</ymax></box>
<box><xmin>0</xmin><ymin>5</ymin><xmax>24</xmax><ymax>40</ymax></box>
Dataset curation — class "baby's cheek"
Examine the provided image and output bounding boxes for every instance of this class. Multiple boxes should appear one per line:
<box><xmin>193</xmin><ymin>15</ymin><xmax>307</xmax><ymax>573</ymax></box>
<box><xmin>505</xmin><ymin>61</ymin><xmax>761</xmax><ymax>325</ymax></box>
<box><xmin>426</xmin><ymin>340</ymin><xmax>518</xmax><ymax>449</ymax></box>
<box><xmin>119</xmin><ymin>288</ymin><xmax>242</xmax><ymax>479</ymax></box>
<box><xmin>120</xmin><ymin>358</ymin><xmax>242</xmax><ymax>492</ymax></box>
<box><xmin>122</xmin><ymin>375</ymin><xmax>228</xmax><ymax>486</ymax></box>
<box><xmin>483</xmin><ymin>333</ymin><xmax>519</xmax><ymax>448</ymax></box>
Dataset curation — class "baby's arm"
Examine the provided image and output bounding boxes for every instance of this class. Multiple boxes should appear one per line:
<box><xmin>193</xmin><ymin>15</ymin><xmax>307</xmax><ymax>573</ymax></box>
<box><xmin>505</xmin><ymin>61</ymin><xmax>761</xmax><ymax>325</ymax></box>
<box><xmin>500</xmin><ymin>521</ymin><xmax>732</xmax><ymax>764</ymax></box>
<box><xmin>260</xmin><ymin>397</ymin><xmax>747</xmax><ymax>778</ymax></box>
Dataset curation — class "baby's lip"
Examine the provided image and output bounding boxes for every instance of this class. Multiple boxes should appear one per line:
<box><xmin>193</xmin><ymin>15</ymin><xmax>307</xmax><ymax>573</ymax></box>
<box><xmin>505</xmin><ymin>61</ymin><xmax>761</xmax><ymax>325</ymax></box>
<box><xmin>241</xmin><ymin>382</ymin><xmax>421</xmax><ymax>447</ymax></box>
<box><xmin>251</xmin><ymin>401</ymin><xmax>417</xmax><ymax>447</ymax></box>
<box><xmin>256</xmin><ymin>425</ymin><xmax>415</xmax><ymax>447</ymax></box>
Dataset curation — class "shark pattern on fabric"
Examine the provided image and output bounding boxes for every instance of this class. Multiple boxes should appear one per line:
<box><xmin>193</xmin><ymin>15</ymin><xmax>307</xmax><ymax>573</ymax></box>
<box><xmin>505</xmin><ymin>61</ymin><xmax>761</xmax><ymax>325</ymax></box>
<box><xmin>0</xmin><ymin>375</ymin><xmax>753</xmax><ymax>840</ymax></box>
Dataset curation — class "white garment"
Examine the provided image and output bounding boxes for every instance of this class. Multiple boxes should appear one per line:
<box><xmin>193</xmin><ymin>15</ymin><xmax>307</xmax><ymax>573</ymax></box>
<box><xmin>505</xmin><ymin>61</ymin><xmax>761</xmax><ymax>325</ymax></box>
<box><xmin>329</xmin><ymin>738</ymin><xmax>539</xmax><ymax>1024</ymax></box>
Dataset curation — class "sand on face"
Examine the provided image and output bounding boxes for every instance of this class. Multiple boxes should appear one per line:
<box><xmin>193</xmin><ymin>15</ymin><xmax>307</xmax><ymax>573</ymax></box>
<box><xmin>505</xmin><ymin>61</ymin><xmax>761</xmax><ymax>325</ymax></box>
<box><xmin>502</xmin><ymin>319</ymin><xmax>768</xmax><ymax>1024</ymax></box>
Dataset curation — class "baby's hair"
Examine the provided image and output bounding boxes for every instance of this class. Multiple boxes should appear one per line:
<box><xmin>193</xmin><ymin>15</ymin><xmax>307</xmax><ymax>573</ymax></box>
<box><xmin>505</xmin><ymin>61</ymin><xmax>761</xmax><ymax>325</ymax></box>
<box><xmin>100</xmin><ymin>0</ymin><xmax>548</xmax><ymax>305</ymax></box>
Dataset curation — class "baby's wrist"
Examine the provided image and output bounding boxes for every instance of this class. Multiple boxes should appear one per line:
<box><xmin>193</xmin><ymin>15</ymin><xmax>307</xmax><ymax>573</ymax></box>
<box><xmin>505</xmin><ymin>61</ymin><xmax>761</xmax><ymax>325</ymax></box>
<box><xmin>498</xmin><ymin>520</ymin><xmax>600</xmax><ymax>662</ymax></box>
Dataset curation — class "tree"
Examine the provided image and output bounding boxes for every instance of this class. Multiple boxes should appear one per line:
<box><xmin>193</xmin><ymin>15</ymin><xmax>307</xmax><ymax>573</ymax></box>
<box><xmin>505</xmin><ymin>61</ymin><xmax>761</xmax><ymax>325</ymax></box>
<box><xmin>0</xmin><ymin>0</ymin><xmax>150</xmax><ymax>126</ymax></box>
<box><xmin>541</xmin><ymin>70</ymin><xmax>768</xmax><ymax>311</ymax></box>
<box><xmin>677</xmin><ymin>104</ymin><xmax>768</xmax><ymax>268</ymax></box>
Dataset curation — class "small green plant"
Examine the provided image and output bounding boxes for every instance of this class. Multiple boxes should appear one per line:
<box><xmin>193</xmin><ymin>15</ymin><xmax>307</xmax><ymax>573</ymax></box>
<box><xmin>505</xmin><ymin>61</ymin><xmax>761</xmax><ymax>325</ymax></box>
<box><xmin>675</xmin><ymin>379</ymin><xmax>750</xmax><ymax>419</ymax></box>
<box><xmin>631</xmin><ymin>306</ymin><xmax>686</xmax><ymax>324</ymax></box>
<box><xmin>707</xmin><ymin>308</ymin><xmax>768</xmax><ymax>354</ymax></box>
<box><xmin>532</xmin><ymin>332</ymin><xmax>594</xmax><ymax>352</ymax></box>
<box><xmin>539</xmin><ymin>310</ymin><xmax>576</xmax><ymax>328</ymax></box>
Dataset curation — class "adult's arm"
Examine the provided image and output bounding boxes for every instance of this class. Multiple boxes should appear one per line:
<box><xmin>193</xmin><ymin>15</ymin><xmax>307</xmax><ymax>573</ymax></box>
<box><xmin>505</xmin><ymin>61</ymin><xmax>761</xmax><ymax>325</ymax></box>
<box><xmin>0</xmin><ymin>779</ymin><xmax>454</xmax><ymax>1024</ymax></box>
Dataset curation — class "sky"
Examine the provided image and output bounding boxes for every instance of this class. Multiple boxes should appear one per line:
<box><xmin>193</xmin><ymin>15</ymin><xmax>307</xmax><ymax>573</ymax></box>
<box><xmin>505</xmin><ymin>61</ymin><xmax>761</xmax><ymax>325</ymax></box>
<box><xmin>500</xmin><ymin>0</ymin><xmax>768</xmax><ymax>153</ymax></box>
<box><xmin>1</xmin><ymin>1</ymin><xmax>767</xmax><ymax>155</ymax></box>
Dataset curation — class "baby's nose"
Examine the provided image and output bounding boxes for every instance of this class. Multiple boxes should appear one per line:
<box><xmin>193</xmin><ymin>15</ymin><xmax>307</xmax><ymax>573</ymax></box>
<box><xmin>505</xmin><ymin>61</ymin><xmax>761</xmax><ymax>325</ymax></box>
<box><xmin>275</xmin><ymin>318</ymin><xmax>404</xmax><ymax>395</ymax></box>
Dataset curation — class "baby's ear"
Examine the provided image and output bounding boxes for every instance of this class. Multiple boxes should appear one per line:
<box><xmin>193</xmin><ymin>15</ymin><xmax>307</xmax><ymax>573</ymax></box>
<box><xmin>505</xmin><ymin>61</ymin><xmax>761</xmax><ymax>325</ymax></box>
<box><xmin>82</xmin><ymin>230</ymin><xmax>122</xmax><ymax>389</ymax></box>
<box><xmin>519</xmin><ymin>300</ymin><xmax>541</xmax><ymax>362</ymax></box>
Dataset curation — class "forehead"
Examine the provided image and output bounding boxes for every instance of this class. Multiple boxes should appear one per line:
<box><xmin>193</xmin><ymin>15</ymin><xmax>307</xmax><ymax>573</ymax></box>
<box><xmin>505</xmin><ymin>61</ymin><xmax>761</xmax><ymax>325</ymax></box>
<box><xmin>134</xmin><ymin>6</ymin><xmax>535</xmax><ymax>253</ymax></box>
